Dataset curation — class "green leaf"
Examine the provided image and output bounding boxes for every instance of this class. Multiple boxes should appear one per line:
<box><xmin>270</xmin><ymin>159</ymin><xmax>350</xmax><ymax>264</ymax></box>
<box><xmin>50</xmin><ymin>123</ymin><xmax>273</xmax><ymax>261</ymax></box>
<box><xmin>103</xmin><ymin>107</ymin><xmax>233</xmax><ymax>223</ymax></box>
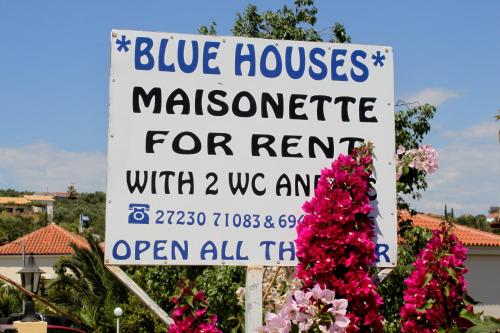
<box><xmin>464</xmin><ymin>293</ymin><xmax>480</xmax><ymax>306</ymax></box>
<box><xmin>460</xmin><ymin>309</ymin><xmax>481</xmax><ymax>325</ymax></box>
<box><xmin>186</xmin><ymin>295</ymin><xmax>194</xmax><ymax>308</ymax></box>
<box><xmin>423</xmin><ymin>272</ymin><xmax>433</xmax><ymax>287</ymax></box>
<box><xmin>446</xmin><ymin>267</ymin><xmax>459</xmax><ymax>283</ymax></box>
<box><xmin>443</xmin><ymin>284</ymin><xmax>450</xmax><ymax>297</ymax></box>
<box><xmin>417</xmin><ymin>298</ymin><xmax>435</xmax><ymax>312</ymax></box>
<box><xmin>466</xmin><ymin>321</ymin><xmax>500</xmax><ymax>333</ymax></box>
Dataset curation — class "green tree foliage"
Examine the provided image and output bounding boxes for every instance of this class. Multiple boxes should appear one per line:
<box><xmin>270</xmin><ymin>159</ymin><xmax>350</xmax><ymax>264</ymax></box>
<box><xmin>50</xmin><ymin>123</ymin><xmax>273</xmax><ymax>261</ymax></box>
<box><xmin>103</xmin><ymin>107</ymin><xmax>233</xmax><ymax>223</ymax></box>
<box><xmin>380</xmin><ymin>102</ymin><xmax>437</xmax><ymax>332</ymax></box>
<box><xmin>47</xmin><ymin>234</ymin><xmax>127</xmax><ymax>332</ymax></box>
<box><xmin>121</xmin><ymin>265</ymin><xmax>245</xmax><ymax>332</ymax></box>
<box><xmin>0</xmin><ymin>188</ymin><xmax>34</xmax><ymax>197</ymax></box>
<box><xmin>121</xmin><ymin>266</ymin><xmax>192</xmax><ymax>332</ymax></box>
<box><xmin>200</xmin><ymin>0</ymin><xmax>351</xmax><ymax>43</ymax></box>
<box><xmin>67</xmin><ymin>184</ymin><xmax>77</xmax><ymax>198</ymax></box>
<box><xmin>0</xmin><ymin>214</ymin><xmax>37</xmax><ymax>245</ymax></box>
<box><xmin>54</xmin><ymin>192</ymin><xmax>106</xmax><ymax>237</ymax></box>
<box><xmin>488</xmin><ymin>206</ymin><xmax>500</xmax><ymax>215</ymax></box>
<box><xmin>195</xmin><ymin>266</ymin><xmax>246</xmax><ymax>332</ymax></box>
<box><xmin>198</xmin><ymin>21</ymin><xmax>217</xmax><ymax>36</ymax></box>
<box><xmin>455</xmin><ymin>214</ymin><xmax>491</xmax><ymax>232</ymax></box>
<box><xmin>0</xmin><ymin>281</ymin><xmax>23</xmax><ymax>317</ymax></box>
<box><xmin>395</xmin><ymin>103</ymin><xmax>436</xmax><ymax>205</ymax></box>
<box><xmin>377</xmin><ymin>219</ymin><xmax>431</xmax><ymax>333</ymax></box>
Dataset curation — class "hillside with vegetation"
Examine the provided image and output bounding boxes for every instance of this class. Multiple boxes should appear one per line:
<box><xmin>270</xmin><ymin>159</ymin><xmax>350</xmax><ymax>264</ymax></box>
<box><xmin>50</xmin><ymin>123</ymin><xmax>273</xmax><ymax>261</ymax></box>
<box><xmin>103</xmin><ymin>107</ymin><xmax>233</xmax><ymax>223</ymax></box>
<box><xmin>0</xmin><ymin>187</ymin><xmax>106</xmax><ymax>246</ymax></box>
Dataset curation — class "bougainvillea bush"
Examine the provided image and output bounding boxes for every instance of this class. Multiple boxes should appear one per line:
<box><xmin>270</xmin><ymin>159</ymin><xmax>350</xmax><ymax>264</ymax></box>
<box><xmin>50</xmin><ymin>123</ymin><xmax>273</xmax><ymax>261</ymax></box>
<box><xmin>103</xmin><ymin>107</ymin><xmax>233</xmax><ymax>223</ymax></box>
<box><xmin>295</xmin><ymin>144</ymin><xmax>384</xmax><ymax>332</ymax></box>
<box><xmin>400</xmin><ymin>223</ymin><xmax>471</xmax><ymax>332</ymax></box>
<box><xmin>168</xmin><ymin>284</ymin><xmax>222</xmax><ymax>333</ymax></box>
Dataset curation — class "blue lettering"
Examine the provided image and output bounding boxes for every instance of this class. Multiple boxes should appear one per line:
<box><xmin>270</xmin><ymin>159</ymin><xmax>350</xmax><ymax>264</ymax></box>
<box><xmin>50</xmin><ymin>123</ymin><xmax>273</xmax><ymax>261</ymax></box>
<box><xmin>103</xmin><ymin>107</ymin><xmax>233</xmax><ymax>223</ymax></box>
<box><xmin>285</xmin><ymin>46</ymin><xmax>305</xmax><ymax>79</ymax></box>
<box><xmin>221</xmin><ymin>240</ymin><xmax>234</xmax><ymax>260</ymax></box>
<box><xmin>308</xmin><ymin>48</ymin><xmax>327</xmax><ymax>80</ymax></box>
<box><xmin>177</xmin><ymin>40</ymin><xmax>198</xmax><ymax>73</ymax></box>
<box><xmin>350</xmin><ymin>50</ymin><xmax>368</xmax><ymax>82</ymax></box>
<box><xmin>153</xmin><ymin>240</ymin><xmax>168</xmax><ymax>260</ymax></box>
<box><xmin>158</xmin><ymin>39</ymin><xmax>175</xmax><ymax>72</ymax></box>
<box><xmin>135</xmin><ymin>240</ymin><xmax>150</xmax><ymax>260</ymax></box>
<box><xmin>172</xmin><ymin>240</ymin><xmax>188</xmax><ymax>260</ymax></box>
<box><xmin>375</xmin><ymin>243</ymin><xmax>390</xmax><ymax>263</ymax></box>
<box><xmin>260</xmin><ymin>240</ymin><xmax>276</xmax><ymax>260</ymax></box>
<box><xmin>331</xmin><ymin>49</ymin><xmax>348</xmax><ymax>81</ymax></box>
<box><xmin>260</xmin><ymin>45</ymin><xmax>282</xmax><ymax>78</ymax></box>
<box><xmin>203</xmin><ymin>41</ymin><xmax>221</xmax><ymax>75</ymax></box>
<box><xmin>235</xmin><ymin>43</ymin><xmax>256</xmax><ymax>76</ymax></box>
<box><xmin>135</xmin><ymin>37</ymin><xmax>154</xmax><ymax>70</ymax></box>
<box><xmin>279</xmin><ymin>241</ymin><xmax>295</xmax><ymax>261</ymax></box>
<box><xmin>236</xmin><ymin>241</ymin><xmax>248</xmax><ymax>260</ymax></box>
<box><xmin>112</xmin><ymin>240</ymin><xmax>131</xmax><ymax>260</ymax></box>
<box><xmin>200</xmin><ymin>240</ymin><xmax>217</xmax><ymax>260</ymax></box>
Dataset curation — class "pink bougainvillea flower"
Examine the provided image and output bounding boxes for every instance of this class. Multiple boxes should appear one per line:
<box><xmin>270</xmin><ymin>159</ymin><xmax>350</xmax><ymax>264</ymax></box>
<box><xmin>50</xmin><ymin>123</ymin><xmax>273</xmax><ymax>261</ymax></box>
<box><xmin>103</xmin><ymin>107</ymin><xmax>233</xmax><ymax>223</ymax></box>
<box><xmin>295</xmin><ymin>144</ymin><xmax>384</xmax><ymax>332</ymax></box>
<box><xmin>400</xmin><ymin>223</ymin><xmax>470</xmax><ymax>332</ymax></box>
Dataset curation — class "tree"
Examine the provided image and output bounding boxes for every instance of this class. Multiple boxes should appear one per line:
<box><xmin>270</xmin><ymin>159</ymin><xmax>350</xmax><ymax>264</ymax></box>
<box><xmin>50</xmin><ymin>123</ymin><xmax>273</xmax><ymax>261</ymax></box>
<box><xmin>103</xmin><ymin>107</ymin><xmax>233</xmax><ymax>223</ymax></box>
<box><xmin>489</xmin><ymin>206</ymin><xmax>500</xmax><ymax>215</ymax></box>
<box><xmin>66</xmin><ymin>184</ymin><xmax>77</xmax><ymax>199</ymax></box>
<box><xmin>394</xmin><ymin>103</ymin><xmax>436</xmax><ymax>207</ymax></box>
<box><xmin>0</xmin><ymin>214</ymin><xmax>37</xmax><ymax>245</ymax></box>
<box><xmin>54</xmin><ymin>191</ymin><xmax>106</xmax><ymax>238</ymax></box>
<box><xmin>47</xmin><ymin>234</ymin><xmax>127</xmax><ymax>332</ymax></box>
<box><xmin>456</xmin><ymin>214</ymin><xmax>491</xmax><ymax>232</ymax></box>
<box><xmin>0</xmin><ymin>189</ymin><xmax>34</xmax><ymax>197</ymax></box>
<box><xmin>200</xmin><ymin>0</ymin><xmax>351</xmax><ymax>43</ymax></box>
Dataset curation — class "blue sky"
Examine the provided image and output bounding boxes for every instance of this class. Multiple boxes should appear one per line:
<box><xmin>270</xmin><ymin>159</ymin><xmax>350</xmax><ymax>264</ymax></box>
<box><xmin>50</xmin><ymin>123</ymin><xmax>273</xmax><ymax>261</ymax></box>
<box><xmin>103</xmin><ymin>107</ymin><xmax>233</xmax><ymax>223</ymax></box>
<box><xmin>0</xmin><ymin>1</ymin><xmax>498</xmax><ymax>215</ymax></box>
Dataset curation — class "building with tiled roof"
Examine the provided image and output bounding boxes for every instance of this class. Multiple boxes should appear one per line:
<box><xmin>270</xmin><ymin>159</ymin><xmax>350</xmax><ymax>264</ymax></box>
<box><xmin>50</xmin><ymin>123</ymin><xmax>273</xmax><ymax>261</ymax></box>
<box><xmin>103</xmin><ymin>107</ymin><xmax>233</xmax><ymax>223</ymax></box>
<box><xmin>0</xmin><ymin>197</ymin><xmax>31</xmax><ymax>205</ymax></box>
<box><xmin>0</xmin><ymin>224</ymin><xmax>89</xmax><ymax>283</ymax></box>
<box><xmin>0</xmin><ymin>195</ymin><xmax>55</xmax><ymax>221</ymax></box>
<box><xmin>411</xmin><ymin>213</ymin><xmax>500</xmax><ymax>246</ymax></box>
<box><xmin>409</xmin><ymin>213</ymin><xmax>500</xmax><ymax>317</ymax></box>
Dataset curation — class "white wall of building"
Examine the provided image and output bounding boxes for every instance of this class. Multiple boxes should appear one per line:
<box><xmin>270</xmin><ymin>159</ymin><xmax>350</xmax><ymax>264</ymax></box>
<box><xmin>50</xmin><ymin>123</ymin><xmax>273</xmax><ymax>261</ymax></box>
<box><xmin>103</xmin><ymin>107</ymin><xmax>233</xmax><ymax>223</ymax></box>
<box><xmin>466</xmin><ymin>247</ymin><xmax>500</xmax><ymax>317</ymax></box>
<box><xmin>0</xmin><ymin>255</ymin><xmax>63</xmax><ymax>283</ymax></box>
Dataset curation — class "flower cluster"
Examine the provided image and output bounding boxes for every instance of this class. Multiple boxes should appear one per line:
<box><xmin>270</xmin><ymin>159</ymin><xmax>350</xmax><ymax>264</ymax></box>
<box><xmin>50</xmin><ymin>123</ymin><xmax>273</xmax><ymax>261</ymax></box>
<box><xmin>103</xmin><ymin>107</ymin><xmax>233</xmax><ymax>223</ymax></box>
<box><xmin>396</xmin><ymin>144</ymin><xmax>438</xmax><ymax>180</ymax></box>
<box><xmin>258</xmin><ymin>284</ymin><xmax>350</xmax><ymax>333</ymax></box>
<box><xmin>401</xmin><ymin>223</ymin><xmax>470</xmax><ymax>332</ymax></box>
<box><xmin>295</xmin><ymin>144</ymin><xmax>384</xmax><ymax>332</ymax></box>
<box><xmin>168</xmin><ymin>285</ymin><xmax>221</xmax><ymax>333</ymax></box>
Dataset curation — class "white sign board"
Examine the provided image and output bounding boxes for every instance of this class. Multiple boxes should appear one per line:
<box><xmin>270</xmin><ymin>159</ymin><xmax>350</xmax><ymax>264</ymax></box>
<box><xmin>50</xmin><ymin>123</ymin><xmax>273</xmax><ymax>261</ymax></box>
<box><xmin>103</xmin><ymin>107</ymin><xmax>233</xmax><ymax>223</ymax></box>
<box><xmin>105</xmin><ymin>30</ymin><xmax>397</xmax><ymax>267</ymax></box>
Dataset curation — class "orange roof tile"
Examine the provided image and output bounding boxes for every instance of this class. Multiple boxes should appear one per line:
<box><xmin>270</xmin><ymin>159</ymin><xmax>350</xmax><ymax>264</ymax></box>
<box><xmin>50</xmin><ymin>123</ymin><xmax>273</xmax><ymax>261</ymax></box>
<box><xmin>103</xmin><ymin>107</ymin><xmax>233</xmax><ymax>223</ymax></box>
<box><xmin>408</xmin><ymin>213</ymin><xmax>500</xmax><ymax>247</ymax></box>
<box><xmin>0</xmin><ymin>224</ymin><xmax>89</xmax><ymax>255</ymax></box>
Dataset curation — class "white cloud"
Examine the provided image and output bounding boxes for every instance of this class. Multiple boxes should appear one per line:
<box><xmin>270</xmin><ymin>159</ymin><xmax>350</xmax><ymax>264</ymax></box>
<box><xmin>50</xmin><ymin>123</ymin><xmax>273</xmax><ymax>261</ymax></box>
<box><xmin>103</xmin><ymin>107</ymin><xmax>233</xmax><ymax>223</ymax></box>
<box><xmin>442</xmin><ymin>121</ymin><xmax>499</xmax><ymax>141</ymax></box>
<box><xmin>401</xmin><ymin>87</ymin><xmax>459</xmax><ymax>106</ymax></box>
<box><xmin>411</xmin><ymin>140</ymin><xmax>500</xmax><ymax>215</ymax></box>
<box><xmin>0</xmin><ymin>142</ymin><xmax>106</xmax><ymax>193</ymax></box>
